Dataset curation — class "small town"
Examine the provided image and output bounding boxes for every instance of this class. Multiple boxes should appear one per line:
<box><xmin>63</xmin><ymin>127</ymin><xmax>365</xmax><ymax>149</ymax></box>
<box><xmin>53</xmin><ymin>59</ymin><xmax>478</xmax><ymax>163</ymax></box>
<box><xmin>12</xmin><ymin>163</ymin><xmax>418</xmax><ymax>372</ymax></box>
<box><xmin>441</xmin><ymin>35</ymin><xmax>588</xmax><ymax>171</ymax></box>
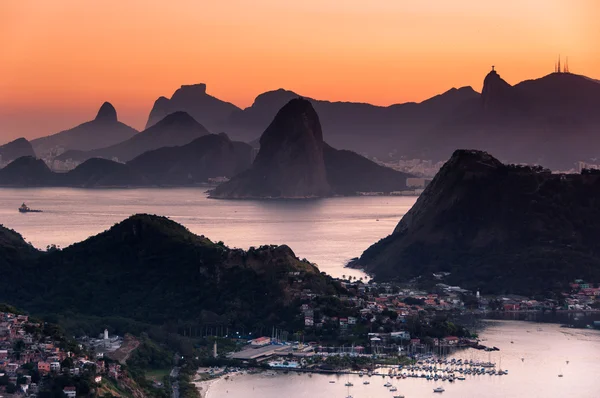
<box><xmin>1</xmin><ymin>270</ymin><xmax>598</xmax><ymax>397</ymax></box>
<box><xmin>0</xmin><ymin>309</ymin><xmax>128</xmax><ymax>397</ymax></box>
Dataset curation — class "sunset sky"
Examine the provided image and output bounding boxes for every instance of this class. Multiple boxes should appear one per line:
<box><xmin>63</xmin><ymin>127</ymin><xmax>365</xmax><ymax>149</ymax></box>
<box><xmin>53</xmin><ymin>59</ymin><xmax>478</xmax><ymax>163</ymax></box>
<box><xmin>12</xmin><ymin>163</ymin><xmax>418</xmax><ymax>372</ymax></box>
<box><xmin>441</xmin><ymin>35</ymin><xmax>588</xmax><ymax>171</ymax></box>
<box><xmin>1</xmin><ymin>0</ymin><xmax>598</xmax><ymax>142</ymax></box>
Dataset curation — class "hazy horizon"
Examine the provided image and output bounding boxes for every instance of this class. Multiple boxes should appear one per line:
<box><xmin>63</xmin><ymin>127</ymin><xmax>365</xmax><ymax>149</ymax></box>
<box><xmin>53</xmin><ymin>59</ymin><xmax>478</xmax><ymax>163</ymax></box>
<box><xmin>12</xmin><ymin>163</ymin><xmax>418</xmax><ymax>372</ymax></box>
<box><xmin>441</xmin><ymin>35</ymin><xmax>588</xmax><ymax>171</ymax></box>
<box><xmin>1</xmin><ymin>0</ymin><xmax>599</xmax><ymax>142</ymax></box>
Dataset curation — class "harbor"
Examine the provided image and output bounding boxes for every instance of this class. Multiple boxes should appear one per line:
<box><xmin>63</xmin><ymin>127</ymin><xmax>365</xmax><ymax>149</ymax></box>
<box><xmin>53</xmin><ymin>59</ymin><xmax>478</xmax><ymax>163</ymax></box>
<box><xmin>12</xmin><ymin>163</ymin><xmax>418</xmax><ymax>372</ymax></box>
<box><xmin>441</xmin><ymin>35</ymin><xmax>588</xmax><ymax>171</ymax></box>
<box><xmin>204</xmin><ymin>320</ymin><xmax>600</xmax><ymax>398</ymax></box>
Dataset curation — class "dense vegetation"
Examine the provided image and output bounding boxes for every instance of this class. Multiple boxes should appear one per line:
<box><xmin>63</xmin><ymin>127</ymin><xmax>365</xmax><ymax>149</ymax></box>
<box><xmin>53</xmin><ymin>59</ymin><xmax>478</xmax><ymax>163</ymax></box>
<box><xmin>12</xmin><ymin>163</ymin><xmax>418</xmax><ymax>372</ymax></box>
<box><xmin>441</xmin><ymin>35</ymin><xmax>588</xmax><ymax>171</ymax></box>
<box><xmin>0</xmin><ymin>214</ymin><xmax>345</xmax><ymax>334</ymax></box>
<box><xmin>360</xmin><ymin>150</ymin><xmax>600</xmax><ymax>296</ymax></box>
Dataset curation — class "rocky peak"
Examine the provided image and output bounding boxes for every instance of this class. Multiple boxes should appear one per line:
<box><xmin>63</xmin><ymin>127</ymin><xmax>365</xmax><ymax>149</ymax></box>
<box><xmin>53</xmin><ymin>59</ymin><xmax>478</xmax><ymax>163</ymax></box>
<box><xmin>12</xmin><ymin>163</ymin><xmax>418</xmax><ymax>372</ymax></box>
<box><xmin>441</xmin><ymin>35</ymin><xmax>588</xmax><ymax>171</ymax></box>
<box><xmin>258</xmin><ymin>97</ymin><xmax>324</xmax><ymax>154</ymax></box>
<box><xmin>481</xmin><ymin>68</ymin><xmax>515</xmax><ymax>110</ymax></box>
<box><xmin>95</xmin><ymin>102</ymin><xmax>118</xmax><ymax>122</ymax></box>
<box><xmin>211</xmin><ymin>98</ymin><xmax>331</xmax><ymax>198</ymax></box>
<box><xmin>171</xmin><ymin>84</ymin><xmax>209</xmax><ymax>101</ymax></box>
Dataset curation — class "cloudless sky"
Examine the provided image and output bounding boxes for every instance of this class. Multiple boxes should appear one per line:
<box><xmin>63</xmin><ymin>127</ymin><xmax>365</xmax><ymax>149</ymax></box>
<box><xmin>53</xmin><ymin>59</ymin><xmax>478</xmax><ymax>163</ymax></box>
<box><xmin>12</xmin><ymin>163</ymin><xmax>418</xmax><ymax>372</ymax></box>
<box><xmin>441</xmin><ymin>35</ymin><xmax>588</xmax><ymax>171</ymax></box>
<box><xmin>1</xmin><ymin>0</ymin><xmax>598</xmax><ymax>141</ymax></box>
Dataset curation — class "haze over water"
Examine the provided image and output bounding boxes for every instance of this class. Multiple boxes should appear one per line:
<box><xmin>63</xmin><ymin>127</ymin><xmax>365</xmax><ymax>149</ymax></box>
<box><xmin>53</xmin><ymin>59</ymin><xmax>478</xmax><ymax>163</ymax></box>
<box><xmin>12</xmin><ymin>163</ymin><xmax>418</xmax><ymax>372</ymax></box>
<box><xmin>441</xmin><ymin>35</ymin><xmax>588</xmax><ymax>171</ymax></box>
<box><xmin>0</xmin><ymin>188</ymin><xmax>416</xmax><ymax>279</ymax></box>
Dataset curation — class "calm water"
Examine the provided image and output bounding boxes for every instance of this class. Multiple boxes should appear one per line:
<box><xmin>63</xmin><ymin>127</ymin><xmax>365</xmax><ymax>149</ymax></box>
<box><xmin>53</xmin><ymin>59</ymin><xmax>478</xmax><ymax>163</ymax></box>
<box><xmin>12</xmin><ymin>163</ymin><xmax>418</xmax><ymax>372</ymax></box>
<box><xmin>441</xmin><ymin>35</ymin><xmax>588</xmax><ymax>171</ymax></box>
<box><xmin>209</xmin><ymin>321</ymin><xmax>600</xmax><ymax>398</ymax></box>
<box><xmin>0</xmin><ymin>188</ymin><xmax>416</xmax><ymax>279</ymax></box>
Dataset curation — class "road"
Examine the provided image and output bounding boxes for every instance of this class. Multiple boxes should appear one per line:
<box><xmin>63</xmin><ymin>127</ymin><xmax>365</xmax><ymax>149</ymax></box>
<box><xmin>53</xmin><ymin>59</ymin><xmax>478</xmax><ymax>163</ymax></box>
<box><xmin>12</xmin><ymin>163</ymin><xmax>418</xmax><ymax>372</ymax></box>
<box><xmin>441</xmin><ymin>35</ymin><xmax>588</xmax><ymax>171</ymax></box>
<box><xmin>170</xmin><ymin>366</ymin><xmax>180</xmax><ymax>398</ymax></box>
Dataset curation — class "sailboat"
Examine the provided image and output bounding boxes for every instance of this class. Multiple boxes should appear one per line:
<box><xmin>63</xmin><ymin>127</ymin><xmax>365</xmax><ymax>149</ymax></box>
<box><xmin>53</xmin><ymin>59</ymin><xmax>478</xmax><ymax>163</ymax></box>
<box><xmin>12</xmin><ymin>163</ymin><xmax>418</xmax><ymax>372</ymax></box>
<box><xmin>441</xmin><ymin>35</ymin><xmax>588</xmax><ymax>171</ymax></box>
<box><xmin>345</xmin><ymin>374</ymin><xmax>353</xmax><ymax>398</ymax></box>
<box><xmin>497</xmin><ymin>353</ymin><xmax>506</xmax><ymax>375</ymax></box>
<box><xmin>558</xmin><ymin>363</ymin><xmax>564</xmax><ymax>378</ymax></box>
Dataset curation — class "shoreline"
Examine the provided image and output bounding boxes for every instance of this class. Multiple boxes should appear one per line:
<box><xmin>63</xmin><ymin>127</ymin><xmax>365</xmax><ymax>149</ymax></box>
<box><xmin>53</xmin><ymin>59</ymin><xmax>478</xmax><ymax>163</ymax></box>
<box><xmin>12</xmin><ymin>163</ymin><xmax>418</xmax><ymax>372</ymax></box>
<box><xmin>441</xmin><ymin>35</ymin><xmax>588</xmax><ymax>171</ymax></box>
<box><xmin>193</xmin><ymin>371</ymin><xmax>224</xmax><ymax>398</ymax></box>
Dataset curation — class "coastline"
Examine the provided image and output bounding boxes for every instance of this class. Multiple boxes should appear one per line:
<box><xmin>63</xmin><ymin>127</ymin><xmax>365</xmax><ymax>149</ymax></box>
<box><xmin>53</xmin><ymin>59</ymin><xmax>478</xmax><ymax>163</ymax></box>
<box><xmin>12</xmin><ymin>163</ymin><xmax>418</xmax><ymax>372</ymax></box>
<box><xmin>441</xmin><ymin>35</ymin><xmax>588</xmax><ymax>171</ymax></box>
<box><xmin>194</xmin><ymin>377</ymin><xmax>219</xmax><ymax>398</ymax></box>
<box><xmin>193</xmin><ymin>370</ymin><xmax>225</xmax><ymax>398</ymax></box>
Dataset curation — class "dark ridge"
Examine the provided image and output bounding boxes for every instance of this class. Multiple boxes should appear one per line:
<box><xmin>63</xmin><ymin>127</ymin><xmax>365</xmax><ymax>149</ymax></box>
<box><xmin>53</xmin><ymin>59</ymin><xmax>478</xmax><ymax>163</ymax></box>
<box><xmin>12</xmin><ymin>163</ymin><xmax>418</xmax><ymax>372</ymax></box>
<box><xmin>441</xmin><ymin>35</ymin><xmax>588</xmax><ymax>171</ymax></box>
<box><xmin>358</xmin><ymin>149</ymin><xmax>600</xmax><ymax>296</ymax></box>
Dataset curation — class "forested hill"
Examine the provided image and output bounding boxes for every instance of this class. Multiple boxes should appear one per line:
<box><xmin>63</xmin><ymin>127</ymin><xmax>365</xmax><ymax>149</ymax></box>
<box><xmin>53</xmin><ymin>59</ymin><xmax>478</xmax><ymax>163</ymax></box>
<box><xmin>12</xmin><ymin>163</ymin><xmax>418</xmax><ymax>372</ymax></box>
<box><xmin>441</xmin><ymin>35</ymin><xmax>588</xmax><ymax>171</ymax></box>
<box><xmin>0</xmin><ymin>214</ymin><xmax>345</xmax><ymax>331</ymax></box>
<box><xmin>358</xmin><ymin>150</ymin><xmax>600</xmax><ymax>296</ymax></box>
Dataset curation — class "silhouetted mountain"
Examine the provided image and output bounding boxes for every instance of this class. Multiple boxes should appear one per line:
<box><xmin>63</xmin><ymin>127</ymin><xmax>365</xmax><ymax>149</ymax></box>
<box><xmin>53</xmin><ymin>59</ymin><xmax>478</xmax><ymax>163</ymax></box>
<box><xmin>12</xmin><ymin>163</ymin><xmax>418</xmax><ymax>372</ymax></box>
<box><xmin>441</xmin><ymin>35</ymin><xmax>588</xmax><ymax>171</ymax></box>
<box><xmin>154</xmin><ymin>70</ymin><xmax>600</xmax><ymax>167</ymax></box>
<box><xmin>0</xmin><ymin>156</ymin><xmax>54</xmax><ymax>186</ymax></box>
<box><xmin>212</xmin><ymin>99</ymin><xmax>332</xmax><ymax>198</ymax></box>
<box><xmin>420</xmin><ymin>71</ymin><xmax>600</xmax><ymax>168</ymax></box>
<box><xmin>226</xmin><ymin>87</ymin><xmax>479</xmax><ymax>154</ymax></box>
<box><xmin>127</xmin><ymin>133</ymin><xmax>253</xmax><ymax>185</ymax></box>
<box><xmin>58</xmin><ymin>111</ymin><xmax>210</xmax><ymax>163</ymax></box>
<box><xmin>31</xmin><ymin>102</ymin><xmax>138</xmax><ymax>155</ymax></box>
<box><xmin>213</xmin><ymin>99</ymin><xmax>411</xmax><ymax>198</ymax></box>
<box><xmin>357</xmin><ymin>150</ymin><xmax>600</xmax><ymax>296</ymax></box>
<box><xmin>146</xmin><ymin>83</ymin><xmax>241</xmax><ymax>131</ymax></box>
<box><xmin>0</xmin><ymin>214</ymin><xmax>344</xmax><ymax>328</ymax></box>
<box><xmin>64</xmin><ymin>158</ymin><xmax>149</xmax><ymax>187</ymax></box>
<box><xmin>323</xmin><ymin>144</ymin><xmax>411</xmax><ymax>195</ymax></box>
<box><xmin>0</xmin><ymin>138</ymin><xmax>35</xmax><ymax>163</ymax></box>
<box><xmin>1</xmin><ymin>133</ymin><xmax>253</xmax><ymax>187</ymax></box>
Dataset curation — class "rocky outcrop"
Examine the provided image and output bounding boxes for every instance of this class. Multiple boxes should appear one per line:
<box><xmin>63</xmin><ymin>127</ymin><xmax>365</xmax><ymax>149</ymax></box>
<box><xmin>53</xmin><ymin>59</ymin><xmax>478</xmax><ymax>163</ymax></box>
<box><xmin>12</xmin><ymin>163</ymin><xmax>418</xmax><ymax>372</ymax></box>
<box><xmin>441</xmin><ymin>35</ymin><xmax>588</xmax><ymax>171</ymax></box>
<box><xmin>212</xmin><ymin>98</ymin><xmax>332</xmax><ymax>198</ymax></box>
<box><xmin>358</xmin><ymin>149</ymin><xmax>600</xmax><ymax>295</ymax></box>
<box><xmin>480</xmin><ymin>69</ymin><xmax>518</xmax><ymax>111</ymax></box>
<box><xmin>145</xmin><ymin>83</ymin><xmax>240</xmax><ymax>131</ymax></box>
<box><xmin>95</xmin><ymin>102</ymin><xmax>118</xmax><ymax>122</ymax></box>
<box><xmin>31</xmin><ymin>102</ymin><xmax>138</xmax><ymax>155</ymax></box>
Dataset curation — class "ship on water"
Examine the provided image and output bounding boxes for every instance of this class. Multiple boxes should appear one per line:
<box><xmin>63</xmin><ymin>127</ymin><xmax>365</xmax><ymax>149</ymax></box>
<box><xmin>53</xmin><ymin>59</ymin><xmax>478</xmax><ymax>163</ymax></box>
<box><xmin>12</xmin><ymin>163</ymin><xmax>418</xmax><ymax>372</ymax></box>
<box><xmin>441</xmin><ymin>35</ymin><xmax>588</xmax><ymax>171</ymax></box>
<box><xmin>19</xmin><ymin>203</ymin><xmax>42</xmax><ymax>213</ymax></box>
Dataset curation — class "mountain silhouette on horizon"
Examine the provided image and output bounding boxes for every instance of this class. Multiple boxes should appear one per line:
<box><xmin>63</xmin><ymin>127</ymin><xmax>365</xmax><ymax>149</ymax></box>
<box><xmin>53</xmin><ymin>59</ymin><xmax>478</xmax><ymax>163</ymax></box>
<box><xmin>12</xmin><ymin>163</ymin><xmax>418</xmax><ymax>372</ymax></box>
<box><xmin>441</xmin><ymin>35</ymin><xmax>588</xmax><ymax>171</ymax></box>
<box><xmin>144</xmin><ymin>69</ymin><xmax>600</xmax><ymax>169</ymax></box>
<box><xmin>0</xmin><ymin>138</ymin><xmax>35</xmax><ymax>164</ymax></box>
<box><xmin>211</xmin><ymin>98</ymin><xmax>412</xmax><ymax>199</ymax></box>
<box><xmin>146</xmin><ymin>83</ymin><xmax>241</xmax><ymax>131</ymax></box>
<box><xmin>31</xmin><ymin>102</ymin><xmax>138</xmax><ymax>156</ymax></box>
<box><xmin>423</xmin><ymin>70</ymin><xmax>600</xmax><ymax>168</ymax></box>
<box><xmin>57</xmin><ymin>111</ymin><xmax>210</xmax><ymax>163</ymax></box>
<box><xmin>212</xmin><ymin>98</ymin><xmax>332</xmax><ymax>198</ymax></box>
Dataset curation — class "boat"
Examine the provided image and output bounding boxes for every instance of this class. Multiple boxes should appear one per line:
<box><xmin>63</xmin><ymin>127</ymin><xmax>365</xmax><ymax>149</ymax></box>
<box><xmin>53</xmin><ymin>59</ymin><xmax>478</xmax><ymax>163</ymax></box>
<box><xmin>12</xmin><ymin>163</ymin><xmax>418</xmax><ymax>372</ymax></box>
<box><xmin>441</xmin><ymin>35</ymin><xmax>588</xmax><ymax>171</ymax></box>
<box><xmin>19</xmin><ymin>203</ymin><xmax>42</xmax><ymax>213</ymax></box>
<box><xmin>434</xmin><ymin>387</ymin><xmax>445</xmax><ymax>393</ymax></box>
<box><xmin>345</xmin><ymin>374</ymin><xmax>353</xmax><ymax>398</ymax></box>
<box><xmin>363</xmin><ymin>381</ymin><xmax>370</xmax><ymax>385</ymax></box>
<box><xmin>393</xmin><ymin>396</ymin><xmax>405</xmax><ymax>398</ymax></box>
<box><xmin>558</xmin><ymin>374</ymin><xmax>563</xmax><ymax>378</ymax></box>
<box><xmin>384</xmin><ymin>382</ymin><xmax>392</xmax><ymax>387</ymax></box>
<box><xmin>329</xmin><ymin>381</ymin><xmax>335</xmax><ymax>383</ymax></box>
<box><xmin>390</xmin><ymin>386</ymin><xmax>398</xmax><ymax>392</ymax></box>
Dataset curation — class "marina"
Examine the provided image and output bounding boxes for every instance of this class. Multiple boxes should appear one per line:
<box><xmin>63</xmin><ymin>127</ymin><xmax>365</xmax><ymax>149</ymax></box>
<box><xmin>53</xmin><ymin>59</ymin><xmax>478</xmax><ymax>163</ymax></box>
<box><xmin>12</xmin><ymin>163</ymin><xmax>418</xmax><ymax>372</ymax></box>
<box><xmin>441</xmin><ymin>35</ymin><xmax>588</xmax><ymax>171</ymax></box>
<box><xmin>206</xmin><ymin>320</ymin><xmax>600</xmax><ymax>398</ymax></box>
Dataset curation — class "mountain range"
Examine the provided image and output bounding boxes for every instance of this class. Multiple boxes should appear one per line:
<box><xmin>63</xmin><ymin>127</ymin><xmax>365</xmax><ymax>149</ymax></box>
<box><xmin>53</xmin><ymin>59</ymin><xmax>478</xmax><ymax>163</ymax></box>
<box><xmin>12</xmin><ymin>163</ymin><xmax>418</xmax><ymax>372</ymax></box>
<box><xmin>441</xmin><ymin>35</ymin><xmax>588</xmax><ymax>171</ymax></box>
<box><xmin>2</xmin><ymin>100</ymin><xmax>410</xmax><ymax>194</ymax></box>
<box><xmin>143</xmin><ymin>70</ymin><xmax>600</xmax><ymax>169</ymax></box>
<box><xmin>0</xmin><ymin>214</ymin><xmax>345</xmax><ymax>329</ymax></box>
<box><xmin>30</xmin><ymin>102</ymin><xmax>138</xmax><ymax>155</ymax></box>
<box><xmin>356</xmin><ymin>149</ymin><xmax>600</xmax><ymax>295</ymax></box>
<box><xmin>57</xmin><ymin>111</ymin><xmax>211</xmax><ymax>163</ymax></box>
<box><xmin>211</xmin><ymin>98</ymin><xmax>412</xmax><ymax>198</ymax></box>
<box><xmin>0</xmin><ymin>133</ymin><xmax>253</xmax><ymax>188</ymax></box>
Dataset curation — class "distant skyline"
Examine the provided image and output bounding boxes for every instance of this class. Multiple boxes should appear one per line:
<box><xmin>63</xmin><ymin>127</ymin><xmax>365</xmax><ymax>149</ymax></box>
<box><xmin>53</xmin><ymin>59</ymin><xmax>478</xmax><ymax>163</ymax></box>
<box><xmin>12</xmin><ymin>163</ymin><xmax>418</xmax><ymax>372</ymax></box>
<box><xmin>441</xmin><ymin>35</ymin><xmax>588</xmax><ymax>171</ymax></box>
<box><xmin>1</xmin><ymin>0</ymin><xmax>599</xmax><ymax>142</ymax></box>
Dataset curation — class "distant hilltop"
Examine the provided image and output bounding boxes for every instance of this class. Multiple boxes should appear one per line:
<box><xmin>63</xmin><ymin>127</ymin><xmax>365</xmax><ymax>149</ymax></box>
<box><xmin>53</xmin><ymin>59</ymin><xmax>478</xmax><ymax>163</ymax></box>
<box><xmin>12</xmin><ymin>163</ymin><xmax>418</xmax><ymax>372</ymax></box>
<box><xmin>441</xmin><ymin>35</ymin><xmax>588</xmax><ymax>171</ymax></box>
<box><xmin>8</xmin><ymin>66</ymin><xmax>600</xmax><ymax>171</ymax></box>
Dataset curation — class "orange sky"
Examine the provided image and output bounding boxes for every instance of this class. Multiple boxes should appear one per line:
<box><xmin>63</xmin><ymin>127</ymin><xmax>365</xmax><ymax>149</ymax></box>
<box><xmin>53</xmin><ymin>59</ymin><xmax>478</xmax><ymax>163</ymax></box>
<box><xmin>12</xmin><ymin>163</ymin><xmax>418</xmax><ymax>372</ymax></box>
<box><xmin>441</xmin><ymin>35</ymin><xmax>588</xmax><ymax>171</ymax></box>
<box><xmin>1</xmin><ymin>0</ymin><xmax>598</xmax><ymax>141</ymax></box>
